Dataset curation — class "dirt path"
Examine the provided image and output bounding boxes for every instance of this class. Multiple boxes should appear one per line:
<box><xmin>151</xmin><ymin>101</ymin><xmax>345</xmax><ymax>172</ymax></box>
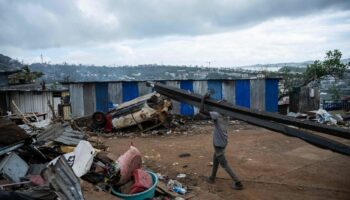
<box><xmin>84</xmin><ymin>122</ymin><xmax>350</xmax><ymax>200</ymax></box>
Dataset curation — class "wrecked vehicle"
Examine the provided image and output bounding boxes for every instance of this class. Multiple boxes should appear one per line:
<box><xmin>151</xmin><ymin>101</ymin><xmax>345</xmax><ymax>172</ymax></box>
<box><xmin>92</xmin><ymin>92</ymin><xmax>172</xmax><ymax>132</ymax></box>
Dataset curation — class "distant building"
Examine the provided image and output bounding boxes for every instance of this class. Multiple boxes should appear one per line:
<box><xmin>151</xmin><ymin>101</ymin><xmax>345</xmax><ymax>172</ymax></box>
<box><xmin>320</xmin><ymin>70</ymin><xmax>350</xmax><ymax>101</ymax></box>
<box><xmin>319</xmin><ymin>69</ymin><xmax>350</xmax><ymax>111</ymax></box>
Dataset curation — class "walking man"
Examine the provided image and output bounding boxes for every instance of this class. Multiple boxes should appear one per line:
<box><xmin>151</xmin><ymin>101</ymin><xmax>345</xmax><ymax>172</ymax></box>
<box><xmin>200</xmin><ymin>92</ymin><xmax>244</xmax><ymax>190</ymax></box>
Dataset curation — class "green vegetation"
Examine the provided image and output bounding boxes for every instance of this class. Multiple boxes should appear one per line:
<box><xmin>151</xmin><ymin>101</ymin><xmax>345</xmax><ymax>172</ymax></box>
<box><xmin>304</xmin><ymin>50</ymin><xmax>348</xmax><ymax>83</ymax></box>
<box><xmin>329</xmin><ymin>84</ymin><xmax>341</xmax><ymax>100</ymax></box>
<box><xmin>8</xmin><ymin>65</ymin><xmax>44</xmax><ymax>84</ymax></box>
<box><xmin>278</xmin><ymin>49</ymin><xmax>349</xmax><ymax>100</ymax></box>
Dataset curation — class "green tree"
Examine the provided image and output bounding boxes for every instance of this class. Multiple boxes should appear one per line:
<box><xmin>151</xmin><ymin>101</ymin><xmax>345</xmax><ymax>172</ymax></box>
<box><xmin>9</xmin><ymin>65</ymin><xmax>44</xmax><ymax>84</ymax></box>
<box><xmin>278</xmin><ymin>49</ymin><xmax>349</xmax><ymax>100</ymax></box>
<box><xmin>304</xmin><ymin>49</ymin><xmax>348</xmax><ymax>84</ymax></box>
<box><xmin>329</xmin><ymin>84</ymin><xmax>341</xmax><ymax>100</ymax></box>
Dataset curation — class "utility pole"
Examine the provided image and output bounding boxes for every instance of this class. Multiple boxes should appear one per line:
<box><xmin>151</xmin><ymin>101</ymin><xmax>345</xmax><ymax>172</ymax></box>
<box><xmin>40</xmin><ymin>54</ymin><xmax>43</xmax><ymax>64</ymax></box>
<box><xmin>206</xmin><ymin>60</ymin><xmax>215</xmax><ymax>68</ymax></box>
<box><xmin>205</xmin><ymin>61</ymin><xmax>211</xmax><ymax>67</ymax></box>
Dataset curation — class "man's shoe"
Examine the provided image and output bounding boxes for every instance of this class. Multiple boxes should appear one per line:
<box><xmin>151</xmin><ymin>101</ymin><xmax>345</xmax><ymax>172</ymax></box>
<box><xmin>206</xmin><ymin>176</ymin><xmax>215</xmax><ymax>184</ymax></box>
<box><xmin>232</xmin><ymin>181</ymin><xmax>244</xmax><ymax>190</ymax></box>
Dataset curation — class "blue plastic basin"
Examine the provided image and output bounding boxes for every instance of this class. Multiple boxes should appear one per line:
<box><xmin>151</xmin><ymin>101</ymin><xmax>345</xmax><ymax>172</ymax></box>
<box><xmin>111</xmin><ymin>171</ymin><xmax>158</xmax><ymax>200</ymax></box>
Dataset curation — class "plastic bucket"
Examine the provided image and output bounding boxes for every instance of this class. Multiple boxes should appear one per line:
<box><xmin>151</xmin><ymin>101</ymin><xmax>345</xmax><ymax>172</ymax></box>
<box><xmin>111</xmin><ymin>171</ymin><xmax>158</xmax><ymax>200</ymax></box>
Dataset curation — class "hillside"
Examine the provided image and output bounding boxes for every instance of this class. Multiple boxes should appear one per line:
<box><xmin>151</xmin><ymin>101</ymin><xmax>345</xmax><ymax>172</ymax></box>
<box><xmin>0</xmin><ymin>54</ymin><xmax>23</xmax><ymax>73</ymax></box>
<box><xmin>1</xmin><ymin>53</ymin><xmax>349</xmax><ymax>83</ymax></box>
<box><xmin>28</xmin><ymin>63</ymin><xmax>259</xmax><ymax>82</ymax></box>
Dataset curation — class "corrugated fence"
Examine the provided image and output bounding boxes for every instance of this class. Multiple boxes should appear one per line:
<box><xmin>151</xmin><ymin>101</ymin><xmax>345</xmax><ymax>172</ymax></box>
<box><xmin>68</xmin><ymin>78</ymin><xmax>279</xmax><ymax>117</ymax></box>
<box><xmin>9</xmin><ymin>91</ymin><xmax>58</xmax><ymax>119</ymax></box>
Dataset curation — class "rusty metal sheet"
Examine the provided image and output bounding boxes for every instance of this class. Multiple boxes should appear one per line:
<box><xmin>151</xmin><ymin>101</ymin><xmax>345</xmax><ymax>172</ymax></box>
<box><xmin>42</xmin><ymin>156</ymin><xmax>84</xmax><ymax>200</ymax></box>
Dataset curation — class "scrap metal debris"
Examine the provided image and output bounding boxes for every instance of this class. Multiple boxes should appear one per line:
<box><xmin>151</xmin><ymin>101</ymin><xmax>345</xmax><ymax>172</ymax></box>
<box><xmin>0</xmin><ymin>111</ymin><xmax>187</xmax><ymax>200</ymax></box>
<box><xmin>49</xmin><ymin>141</ymin><xmax>95</xmax><ymax>177</ymax></box>
<box><xmin>42</xmin><ymin>156</ymin><xmax>84</xmax><ymax>200</ymax></box>
<box><xmin>0</xmin><ymin>152</ymin><xmax>29</xmax><ymax>183</ymax></box>
<box><xmin>0</xmin><ymin>117</ymin><xmax>93</xmax><ymax>199</ymax></box>
<box><xmin>288</xmin><ymin>108</ymin><xmax>350</xmax><ymax>128</ymax></box>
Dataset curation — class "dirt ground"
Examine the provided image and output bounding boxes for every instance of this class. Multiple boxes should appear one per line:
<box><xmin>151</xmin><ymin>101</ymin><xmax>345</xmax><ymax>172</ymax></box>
<box><xmin>84</xmin><ymin>121</ymin><xmax>350</xmax><ymax>200</ymax></box>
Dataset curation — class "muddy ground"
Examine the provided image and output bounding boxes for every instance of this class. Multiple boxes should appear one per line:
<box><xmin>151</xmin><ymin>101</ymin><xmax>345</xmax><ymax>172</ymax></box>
<box><xmin>84</xmin><ymin>121</ymin><xmax>350</xmax><ymax>200</ymax></box>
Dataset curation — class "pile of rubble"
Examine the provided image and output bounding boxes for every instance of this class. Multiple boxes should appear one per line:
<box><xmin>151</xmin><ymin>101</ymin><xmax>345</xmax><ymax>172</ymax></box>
<box><xmin>287</xmin><ymin>108</ymin><xmax>350</xmax><ymax>128</ymax></box>
<box><xmin>0</xmin><ymin>96</ymin><xmax>191</xmax><ymax>200</ymax></box>
<box><xmin>0</xmin><ymin>118</ymin><xmax>87</xmax><ymax>199</ymax></box>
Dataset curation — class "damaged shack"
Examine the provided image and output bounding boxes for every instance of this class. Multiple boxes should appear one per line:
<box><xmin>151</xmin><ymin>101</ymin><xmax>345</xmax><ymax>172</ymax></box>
<box><xmin>0</xmin><ymin>83</ymin><xmax>70</xmax><ymax>120</ymax></box>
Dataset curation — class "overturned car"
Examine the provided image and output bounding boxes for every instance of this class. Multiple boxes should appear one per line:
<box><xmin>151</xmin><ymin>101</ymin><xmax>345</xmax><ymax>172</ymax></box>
<box><xmin>92</xmin><ymin>92</ymin><xmax>172</xmax><ymax>132</ymax></box>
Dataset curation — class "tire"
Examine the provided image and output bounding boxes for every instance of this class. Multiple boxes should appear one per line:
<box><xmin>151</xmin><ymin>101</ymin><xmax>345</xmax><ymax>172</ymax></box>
<box><xmin>92</xmin><ymin>111</ymin><xmax>107</xmax><ymax>128</ymax></box>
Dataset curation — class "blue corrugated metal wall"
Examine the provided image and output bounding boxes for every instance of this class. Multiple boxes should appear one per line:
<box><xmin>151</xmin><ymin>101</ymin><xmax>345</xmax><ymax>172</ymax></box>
<box><xmin>95</xmin><ymin>83</ymin><xmax>109</xmax><ymax>112</ymax></box>
<box><xmin>180</xmin><ymin>80</ymin><xmax>194</xmax><ymax>115</ymax></box>
<box><xmin>207</xmin><ymin>80</ymin><xmax>222</xmax><ymax>100</ymax></box>
<box><xmin>235</xmin><ymin>80</ymin><xmax>250</xmax><ymax>108</ymax></box>
<box><xmin>122</xmin><ymin>82</ymin><xmax>139</xmax><ymax>102</ymax></box>
<box><xmin>265</xmin><ymin>79</ymin><xmax>279</xmax><ymax>112</ymax></box>
<box><xmin>70</xmin><ymin>79</ymin><xmax>280</xmax><ymax>116</ymax></box>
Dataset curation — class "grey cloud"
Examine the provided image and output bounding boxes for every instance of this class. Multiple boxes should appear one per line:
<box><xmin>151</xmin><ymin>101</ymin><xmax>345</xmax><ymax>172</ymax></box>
<box><xmin>0</xmin><ymin>0</ymin><xmax>349</xmax><ymax>49</ymax></box>
<box><xmin>110</xmin><ymin>0</ymin><xmax>350</xmax><ymax>37</ymax></box>
<box><xmin>0</xmin><ymin>0</ymin><xmax>119</xmax><ymax>49</ymax></box>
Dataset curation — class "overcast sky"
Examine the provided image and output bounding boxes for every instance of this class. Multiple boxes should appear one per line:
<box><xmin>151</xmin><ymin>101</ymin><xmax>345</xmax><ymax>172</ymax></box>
<box><xmin>0</xmin><ymin>0</ymin><xmax>349</xmax><ymax>67</ymax></box>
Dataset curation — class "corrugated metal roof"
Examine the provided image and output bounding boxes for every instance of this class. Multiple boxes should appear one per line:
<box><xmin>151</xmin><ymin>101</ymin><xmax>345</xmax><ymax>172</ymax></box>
<box><xmin>62</xmin><ymin>77</ymin><xmax>281</xmax><ymax>84</ymax></box>
<box><xmin>0</xmin><ymin>83</ymin><xmax>68</xmax><ymax>92</ymax></box>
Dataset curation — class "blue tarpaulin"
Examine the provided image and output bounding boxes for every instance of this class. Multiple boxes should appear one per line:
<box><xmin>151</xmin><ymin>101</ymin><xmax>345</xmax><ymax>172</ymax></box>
<box><xmin>180</xmin><ymin>80</ymin><xmax>194</xmax><ymax>115</ymax></box>
<box><xmin>122</xmin><ymin>82</ymin><xmax>139</xmax><ymax>102</ymax></box>
<box><xmin>265</xmin><ymin>79</ymin><xmax>278</xmax><ymax>112</ymax></box>
<box><xmin>235</xmin><ymin>80</ymin><xmax>250</xmax><ymax>108</ymax></box>
<box><xmin>207</xmin><ymin>80</ymin><xmax>222</xmax><ymax>100</ymax></box>
<box><xmin>95</xmin><ymin>83</ymin><xmax>109</xmax><ymax>112</ymax></box>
